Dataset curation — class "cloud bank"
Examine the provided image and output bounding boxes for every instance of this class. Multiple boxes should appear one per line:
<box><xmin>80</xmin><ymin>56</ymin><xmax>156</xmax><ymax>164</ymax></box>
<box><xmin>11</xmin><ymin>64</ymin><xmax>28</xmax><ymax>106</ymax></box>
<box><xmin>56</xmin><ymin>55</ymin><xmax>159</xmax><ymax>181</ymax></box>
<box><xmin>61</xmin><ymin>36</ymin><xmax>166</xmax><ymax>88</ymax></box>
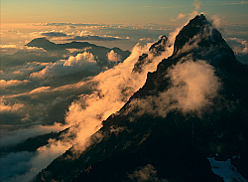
<box><xmin>30</xmin><ymin>52</ymin><xmax>99</xmax><ymax>79</ymax></box>
<box><xmin>0</xmin><ymin>79</ymin><xmax>29</xmax><ymax>90</ymax></box>
<box><xmin>38</xmin><ymin>31</ymin><xmax>123</xmax><ymax>41</ymax></box>
<box><xmin>41</xmin><ymin>32</ymin><xmax>68</xmax><ymax>37</ymax></box>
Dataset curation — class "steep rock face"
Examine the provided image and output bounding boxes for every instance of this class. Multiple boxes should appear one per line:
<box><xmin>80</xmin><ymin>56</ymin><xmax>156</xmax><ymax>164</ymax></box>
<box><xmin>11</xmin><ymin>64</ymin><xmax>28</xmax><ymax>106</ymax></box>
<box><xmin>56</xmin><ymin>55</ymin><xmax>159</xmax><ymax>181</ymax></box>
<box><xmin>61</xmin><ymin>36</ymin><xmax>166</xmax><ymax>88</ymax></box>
<box><xmin>132</xmin><ymin>35</ymin><xmax>168</xmax><ymax>73</ymax></box>
<box><xmin>34</xmin><ymin>15</ymin><xmax>248</xmax><ymax>182</ymax></box>
<box><xmin>149</xmin><ymin>35</ymin><xmax>168</xmax><ymax>56</ymax></box>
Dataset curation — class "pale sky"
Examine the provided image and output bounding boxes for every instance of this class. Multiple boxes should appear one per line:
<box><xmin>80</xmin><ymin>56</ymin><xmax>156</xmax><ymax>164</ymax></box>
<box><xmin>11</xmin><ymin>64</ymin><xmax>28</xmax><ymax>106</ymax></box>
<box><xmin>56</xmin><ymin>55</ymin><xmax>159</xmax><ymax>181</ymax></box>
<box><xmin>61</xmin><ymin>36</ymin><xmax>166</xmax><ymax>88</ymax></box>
<box><xmin>1</xmin><ymin>0</ymin><xmax>248</xmax><ymax>24</ymax></box>
<box><xmin>1</xmin><ymin>0</ymin><xmax>248</xmax><ymax>52</ymax></box>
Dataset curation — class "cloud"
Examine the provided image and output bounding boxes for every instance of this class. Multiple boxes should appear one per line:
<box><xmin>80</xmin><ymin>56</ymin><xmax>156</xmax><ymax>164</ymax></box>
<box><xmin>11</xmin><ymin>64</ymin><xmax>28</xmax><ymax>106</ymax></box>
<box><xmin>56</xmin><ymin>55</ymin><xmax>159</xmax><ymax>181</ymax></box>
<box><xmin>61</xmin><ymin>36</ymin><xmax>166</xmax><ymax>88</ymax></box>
<box><xmin>33</xmin><ymin>22</ymin><xmax>180</xmax><ymax>159</ymax></box>
<box><xmin>107</xmin><ymin>50</ymin><xmax>122</xmax><ymax>62</ymax></box>
<box><xmin>0</xmin><ymin>45</ymin><xmax>46</xmax><ymax>55</ymax></box>
<box><xmin>0</xmin><ymin>99</ymin><xmax>24</xmax><ymax>113</ymax></box>
<box><xmin>128</xmin><ymin>164</ymin><xmax>167</xmax><ymax>182</ymax></box>
<box><xmin>40</xmin><ymin>32</ymin><xmax>68</xmax><ymax>38</ymax></box>
<box><xmin>63</xmin><ymin>44</ymin><xmax>154</xmax><ymax>147</ymax></box>
<box><xmin>66</xmin><ymin>47</ymin><xmax>91</xmax><ymax>53</ymax></box>
<box><xmin>0</xmin><ymin>139</ymin><xmax>71</xmax><ymax>182</ymax></box>
<box><xmin>227</xmin><ymin>38</ymin><xmax>248</xmax><ymax>54</ymax></box>
<box><xmin>0</xmin><ymin>23</ymin><xmax>180</xmax><ymax>181</ymax></box>
<box><xmin>1</xmin><ymin>62</ymin><xmax>49</xmax><ymax>80</ymax></box>
<box><xmin>170</xmin><ymin>0</ymin><xmax>202</xmax><ymax>22</ymax></box>
<box><xmin>209</xmin><ymin>14</ymin><xmax>224</xmax><ymax>28</ymax></box>
<box><xmin>224</xmin><ymin>1</ymin><xmax>248</xmax><ymax>5</ymax></box>
<box><xmin>128</xmin><ymin>59</ymin><xmax>221</xmax><ymax>118</ymax></box>
<box><xmin>32</xmin><ymin>29</ymin><xmax>123</xmax><ymax>42</ymax></box>
<box><xmin>193</xmin><ymin>0</ymin><xmax>201</xmax><ymax>10</ymax></box>
<box><xmin>29</xmin><ymin>86</ymin><xmax>51</xmax><ymax>94</ymax></box>
<box><xmin>35</xmin><ymin>23</ymin><xmax>103</xmax><ymax>27</ymax></box>
<box><xmin>177</xmin><ymin>13</ymin><xmax>186</xmax><ymax>20</ymax></box>
<box><xmin>0</xmin><ymin>122</ymin><xmax>67</xmax><ymax>147</ymax></box>
<box><xmin>62</xmin><ymin>34</ymin><xmax>175</xmax><ymax>153</ymax></box>
<box><xmin>227</xmin><ymin>38</ymin><xmax>248</xmax><ymax>64</ymax></box>
<box><xmin>0</xmin><ymin>151</ymin><xmax>34</xmax><ymax>182</ymax></box>
<box><xmin>171</xmin><ymin>13</ymin><xmax>188</xmax><ymax>22</ymax></box>
<box><xmin>0</xmin><ymin>79</ymin><xmax>29</xmax><ymax>90</ymax></box>
<box><xmin>30</xmin><ymin>52</ymin><xmax>99</xmax><ymax>79</ymax></box>
<box><xmin>167</xmin><ymin>59</ymin><xmax>220</xmax><ymax>113</ymax></box>
<box><xmin>139</xmin><ymin>37</ymin><xmax>152</xmax><ymax>41</ymax></box>
<box><xmin>0</xmin><ymin>44</ymin><xmax>17</xmax><ymax>49</ymax></box>
<box><xmin>66</xmin><ymin>35</ymin><xmax>122</xmax><ymax>41</ymax></box>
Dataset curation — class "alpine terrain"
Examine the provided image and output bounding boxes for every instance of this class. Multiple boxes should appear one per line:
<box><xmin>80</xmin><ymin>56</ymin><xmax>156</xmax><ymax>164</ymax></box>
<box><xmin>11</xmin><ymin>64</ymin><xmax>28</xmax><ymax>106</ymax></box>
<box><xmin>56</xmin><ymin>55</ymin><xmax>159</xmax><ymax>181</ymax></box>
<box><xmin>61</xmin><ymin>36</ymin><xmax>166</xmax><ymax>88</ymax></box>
<box><xmin>34</xmin><ymin>14</ymin><xmax>248</xmax><ymax>182</ymax></box>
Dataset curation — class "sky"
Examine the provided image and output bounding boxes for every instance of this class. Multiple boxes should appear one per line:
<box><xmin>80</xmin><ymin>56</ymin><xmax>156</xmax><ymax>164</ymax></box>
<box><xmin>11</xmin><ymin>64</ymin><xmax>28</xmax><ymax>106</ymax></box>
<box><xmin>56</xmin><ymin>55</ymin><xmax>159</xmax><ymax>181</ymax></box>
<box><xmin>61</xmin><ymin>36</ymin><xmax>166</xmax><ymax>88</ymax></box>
<box><xmin>1</xmin><ymin>0</ymin><xmax>248</xmax><ymax>24</ymax></box>
<box><xmin>1</xmin><ymin>0</ymin><xmax>248</xmax><ymax>52</ymax></box>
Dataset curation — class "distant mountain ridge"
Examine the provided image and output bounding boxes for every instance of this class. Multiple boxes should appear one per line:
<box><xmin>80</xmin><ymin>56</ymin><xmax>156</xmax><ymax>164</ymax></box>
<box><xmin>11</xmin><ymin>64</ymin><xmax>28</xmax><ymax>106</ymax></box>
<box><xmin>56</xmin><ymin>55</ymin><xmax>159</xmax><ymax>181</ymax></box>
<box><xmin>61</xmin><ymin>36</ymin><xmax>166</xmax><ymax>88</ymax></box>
<box><xmin>31</xmin><ymin>14</ymin><xmax>247</xmax><ymax>182</ymax></box>
<box><xmin>26</xmin><ymin>37</ymin><xmax>60</xmax><ymax>50</ymax></box>
<box><xmin>1</xmin><ymin>37</ymin><xmax>130</xmax><ymax>71</ymax></box>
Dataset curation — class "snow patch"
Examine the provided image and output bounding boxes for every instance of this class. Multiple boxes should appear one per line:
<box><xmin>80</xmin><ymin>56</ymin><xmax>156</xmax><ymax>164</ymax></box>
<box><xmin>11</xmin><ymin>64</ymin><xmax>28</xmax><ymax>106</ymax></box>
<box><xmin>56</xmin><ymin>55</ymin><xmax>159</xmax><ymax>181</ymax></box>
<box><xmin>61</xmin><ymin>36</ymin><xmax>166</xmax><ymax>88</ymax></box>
<box><xmin>208</xmin><ymin>157</ymin><xmax>247</xmax><ymax>182</ymax></box>
<box><xmin>209</xmin><ymin>35</ymin><xmax>216</xmax><ymax>43</ymax></box>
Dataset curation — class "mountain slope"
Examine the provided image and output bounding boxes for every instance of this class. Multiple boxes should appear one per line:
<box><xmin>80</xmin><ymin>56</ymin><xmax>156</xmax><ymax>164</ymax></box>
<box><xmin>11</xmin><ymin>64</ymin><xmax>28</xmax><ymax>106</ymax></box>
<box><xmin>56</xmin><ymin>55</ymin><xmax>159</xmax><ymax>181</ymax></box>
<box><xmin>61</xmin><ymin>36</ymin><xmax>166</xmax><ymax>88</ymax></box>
<box><xmin>26</xmin><ymin>37</ymin><xmax>61</xmax><ymax>51</ymax></box>
<box><xmin>34</xmin><ymin>14</ymin><xmax>248</xmax><ymax>182</ymax></box>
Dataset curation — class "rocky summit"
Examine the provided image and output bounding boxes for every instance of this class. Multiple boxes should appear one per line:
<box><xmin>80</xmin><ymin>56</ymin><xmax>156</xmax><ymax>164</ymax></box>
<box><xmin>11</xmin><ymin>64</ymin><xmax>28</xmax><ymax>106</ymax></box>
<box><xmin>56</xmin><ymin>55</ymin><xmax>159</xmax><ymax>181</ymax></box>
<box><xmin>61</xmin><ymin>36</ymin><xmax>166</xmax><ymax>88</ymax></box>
<box><xmin>34</xmin><ymin>14</ymin><xmax>248</xmax><ymax>182</ymax></box>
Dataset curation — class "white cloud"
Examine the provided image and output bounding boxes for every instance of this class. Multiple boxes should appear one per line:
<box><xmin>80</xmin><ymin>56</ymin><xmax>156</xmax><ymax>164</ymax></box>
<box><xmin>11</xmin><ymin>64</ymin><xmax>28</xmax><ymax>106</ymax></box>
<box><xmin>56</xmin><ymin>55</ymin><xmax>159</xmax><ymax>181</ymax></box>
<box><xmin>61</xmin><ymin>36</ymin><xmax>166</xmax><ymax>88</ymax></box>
<box><xmin>227</xmin><ymin>38</ymin><xmax>248</xmax><ymax>54</ymax></box>
<box><xmin>0</xmin><ymin>24</ymin><xmax>180</xmax><ymax>181</ymax></box>
<box><xmin>107</xmin><ymin>50</ymin><xmax>122</xmax><ymax>62</ymax></box>
<box><xmin>0</xmin><ymin>45</ymin><xmax>46</xmax><ymax>55</ymax></box>
<box><xmin>171</xmin><ymin>0</ymin><xmax>203</xmax><ymax>22</ymax></box>
<box><xmin>0</xmin><ymin>140</ymin><xmax>71</xmax><ymax>182</ymax></box>
<box><xmin>30</xmin><ymin>52</ymin><xmax>99</xmax><ymax>78</ymax></box>
<box><xmin>177</xmin><ymin>13</ymin><xmax>186</xmax><ymax>20</ymax></box>
<box><xmin>210</xmin><ymin>14</ymin><xmax>224</xmax><ymax>29</ymax></box>
<box><xmin>0</xmin><ymin>79</ymin><xmax>29</xmax><ymax>90</ymax></box>
<box><xmin>128</xmin><ymin>164</ymin><xmax>167</xmax><ymax>182</ymax></box>
<box><xmin>0</xmin><ymin>122</ymin><xmax>67</xmax><ymax>147</ymax></box>
<box><xmin>167</xmin><ymin>59</ymin><xmax>220</xmax><ymax>113</ymax></box>
<box><xmin>66</xmin><ymin>47</ymin><xmax>92</xmax><ymax>53</ymax></box>
<box><xmin>0</xmin><ymin>151</ymin><xmax>34</xmax><ymax>182</ymax></box>
<box><xmin>61</xmin><ymin>37</ymin><xmax>175</xmax><ymax>153</ymax></box>
<box><xmin>1</xmin><ymin>62</ymin><xmax>49</xmax><ymax>80</ymax></box>
<box><xmin>0</xmin><ymin>98</ymin><xmax>24</xmax><ymax>113</ymax></box>
<box><xmin>128</xmin><ymin>59</ymin><xmax>221</xmax><ymax>118</ymax></box>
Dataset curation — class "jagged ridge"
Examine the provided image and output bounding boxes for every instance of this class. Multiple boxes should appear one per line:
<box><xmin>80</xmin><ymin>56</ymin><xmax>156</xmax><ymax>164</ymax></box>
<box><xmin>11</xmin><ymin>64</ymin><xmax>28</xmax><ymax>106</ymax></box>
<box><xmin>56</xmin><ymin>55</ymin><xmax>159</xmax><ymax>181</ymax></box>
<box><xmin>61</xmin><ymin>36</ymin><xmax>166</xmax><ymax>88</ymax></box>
<box><xmin>34</xmin><ymin>15</ymin><xmax>248</xmax><ymax>182</ymax></box>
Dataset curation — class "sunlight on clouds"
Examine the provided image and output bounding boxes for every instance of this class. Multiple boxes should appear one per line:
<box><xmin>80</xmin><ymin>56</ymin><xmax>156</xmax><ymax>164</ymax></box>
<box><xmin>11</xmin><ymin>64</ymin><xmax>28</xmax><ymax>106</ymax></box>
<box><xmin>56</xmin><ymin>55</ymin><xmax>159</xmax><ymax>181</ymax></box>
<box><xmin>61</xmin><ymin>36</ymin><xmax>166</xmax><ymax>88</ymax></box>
<box><xmin>172</xmin><ymin>0</ymin><xmax>203</xmax><ymax>22</ymax></box>
<box><xmin>0</xmin><ymin>122</ymin><xmax>67</xmax><ymax>147</ymax></box>
<box><xmin>0</xmin><ymin>79</ymin><xmax>29</xmax><ymax>90</ymax></box>
<box><xmin>0</xmin><ymin>37</ymin><xmax>172</xmax><ymax>178</ymax></box>
<box><xmin>63</xmin><ymin>37</ymin><xmax>174</xmax><ymax>152</ymax></box>
<box><xmin>0</xmin><ymin>99</ymin><xmax>24</xmax><ymax>113</ymax></box>
<box><xmin>29</xmin><ymin>86</ymin><xmax>51</xmax><ymax>94</ymax></box>
<box><xmin>30</xmin><ymin>52</ymin><xmax>99</xmax><ymax>79</ymax></box>
<box><xmin>0</xmin><ymin>45</ymin><xmax>46</xmax><ymax>55</ymax></box>
<box><xmin>107</xmin><ymin>50</ymin><xmax>122</xmax><ymax>62</ymax></box>
<box><xmin>128</xmin><ymin>59</ymin><xmax>221</xmax><ymax>118</ymax></box>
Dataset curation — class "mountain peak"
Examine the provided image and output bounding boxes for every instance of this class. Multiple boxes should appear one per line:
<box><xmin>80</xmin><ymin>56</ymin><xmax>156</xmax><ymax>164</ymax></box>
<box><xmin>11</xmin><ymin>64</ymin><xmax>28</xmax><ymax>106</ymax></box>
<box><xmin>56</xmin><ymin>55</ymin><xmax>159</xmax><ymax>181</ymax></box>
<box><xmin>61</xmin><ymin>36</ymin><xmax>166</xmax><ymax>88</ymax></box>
<box><xmin>173</xmin><ymin>14</ymin><xmax>212</xmax><ymax>55</ymax></box>
<box><xmin>190</xmin><ymin>14</ymin><xmax>208</xmax><ymax>24</ymax></box>
<box><xmin>26</xmin><ymin>37</ymin><xmax>59</xmax><ymax>50</ymax></box>
<box><xmin>33</xmin><ymin>14</ymin><xmax>248</xmax><ymax>182</ymax></box>
<box><xmin>172</xmin><ymin>14</ymin><xmax>237</xmax><ymax>67</ymax></box>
